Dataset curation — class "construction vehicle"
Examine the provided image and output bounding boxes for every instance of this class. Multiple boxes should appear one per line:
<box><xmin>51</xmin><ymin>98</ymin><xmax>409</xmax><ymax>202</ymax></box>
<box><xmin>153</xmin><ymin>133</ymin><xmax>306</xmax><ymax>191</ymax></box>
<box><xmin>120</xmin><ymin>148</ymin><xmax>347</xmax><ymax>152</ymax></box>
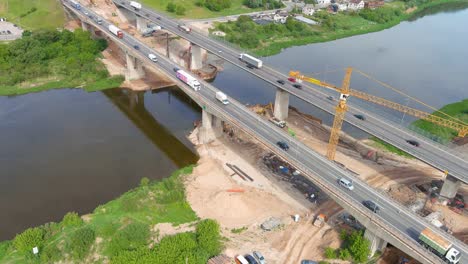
<box><xmin>313</xmin><ymin>214</ymin><xmax>326</xmax><ymax>227</ymax></box>
<box><xmin>289</xmin><ymin>69</ymin><xmax>468</xmax><ymax>161</ymax></box>
<box><xmin>418</xmin><ymin>228</ymin><xmax>461</xmax><ymax>263</ymax></box>
<box><xmin>269</xmin><ymin>117</ymin><xmax>286</xmax><ymax>128</ymax></box>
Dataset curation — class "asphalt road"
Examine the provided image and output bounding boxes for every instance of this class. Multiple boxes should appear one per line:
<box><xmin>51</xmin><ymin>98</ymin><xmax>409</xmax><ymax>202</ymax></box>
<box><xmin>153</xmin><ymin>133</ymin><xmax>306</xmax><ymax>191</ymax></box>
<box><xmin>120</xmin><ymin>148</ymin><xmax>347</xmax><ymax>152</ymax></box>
<box><xmin>115</xmin><ymin>0</ymin><xmax>468</xmax><ymax>185</ymax></box>
<box><xmin>66</xmin><ymin>2</ymin><xmax>466</xmax><ymax>263</ymax></box>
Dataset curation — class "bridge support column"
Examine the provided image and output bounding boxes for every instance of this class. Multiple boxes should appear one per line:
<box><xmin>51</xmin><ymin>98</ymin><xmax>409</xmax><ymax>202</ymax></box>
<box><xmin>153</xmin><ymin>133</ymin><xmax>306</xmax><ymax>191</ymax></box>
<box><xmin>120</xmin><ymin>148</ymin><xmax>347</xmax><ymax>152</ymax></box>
<box><xmin>198</xmin><ymin>110</ymin><xmax>223</xmax><ymax>144</ymax></box>
<box><xmin>274</xmin><ymin>88</ymin><xmax>289</xmax><ymax>120</ymax></box>
<box><xmin>136</xmin><ymin>15</ymin><xmax>147</xmax><ymax>32</ymax></box>
<box><xmin>125</xmin><ymin>53</ymin><xmax>145</xmax><ymax>81</ymax></box>
<box><xmin>440</xmin><ymin>175</ymin><xmax>461</xmax><ymax>199</ymax></box>
<box><xmin>81</xmin><ymin>20</ymin><xmax>90</xmax><ymax>31</ymax></box>
<box><xmin>190</xmin><ymin>44</ymin><xmax>203</xmax><ymax>71</ymax></box>
<box><xmin>116</xmin><ymin>7</ymin><xmax>136</xmax><ymax>23</ymax></box>
<box><xmin>364</xmin><ymin>229</ymin><xmax>387</xmax><ymax>257</ymax></box>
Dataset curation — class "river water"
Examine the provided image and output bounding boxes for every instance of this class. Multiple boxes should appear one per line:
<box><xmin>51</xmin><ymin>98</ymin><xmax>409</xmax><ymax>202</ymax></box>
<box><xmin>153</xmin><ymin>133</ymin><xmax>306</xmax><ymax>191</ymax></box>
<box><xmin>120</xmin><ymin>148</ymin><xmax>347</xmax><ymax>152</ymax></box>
<box><xmin>1</xmin><ymin>6</ymin><xmax>467</xmax><ymax>240</ymax></box>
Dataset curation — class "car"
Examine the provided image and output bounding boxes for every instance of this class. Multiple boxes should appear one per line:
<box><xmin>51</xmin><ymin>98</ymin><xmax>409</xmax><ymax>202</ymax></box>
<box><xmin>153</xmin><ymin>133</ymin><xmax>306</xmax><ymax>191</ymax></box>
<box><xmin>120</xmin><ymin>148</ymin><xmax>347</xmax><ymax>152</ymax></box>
<box><xmin>156</xmin><ymin>16</ymin><xmax>161</xmax><ymax>20</ymax></box>
<box><xmin>84</xmin><ymin>11</ymin><xmax>89</xmax><ymax>16</ymax></box>
<box><xmin>276</xmin><ymin>79</ymin><xmax>285</xmax><ymax>85</ymax></box>
<box><xmin>292</xmin><ymin>84</ymin><xmax>302</xmax><ymax>89</ymax></box>
<box><xmin>353</xmin><ymin>114</ymin><xmax>365</xmax><ymax>120</ymax></box>
<box><xmin>0</xmin><ymin>18</ymin><xmax>6</xmax><ymax>22</ymax></box>
<box><xmin>218</xmin><ymin>50</ymin><xmax>223</xmax><ymax>53</ymax></box>
<box><xmin>338</xmin><ymin>178</ymin><xmax>354</xmax><ymax>190</ymax></box>
<box><xmin>253</xmin><ymin>251</ymin><xmax>265</xmax><ymax>264</ymax></box>
<box><xmin>247</xmin><ymin>64</ymin><xmax>255</xmax><ymax>69</ymax></box>
<box><xmin>133</xmin><ymin>45</ymin><xmax>140</xmax><ymax>50</ymax></box>
<box><xmin>362</xmin><ymin>200</ymin><xmax>380</xmax><ymax>213</ymax></box>
<box><xmin>287</xmin><ymin>77</ymin><xmax>296</xmax><ymax>82</ymax></box>
<box><xmin>277</xmin><ymin>141</ymin><xmax>289</xmax><ymax>151</ymax></box>
<box><xmin>148</xmin><ymin>53</ymin><xmax>158</xmax><ymax>62</ymax></box>
<box><xmin>173</xmin><ymin>67</ymin><xmax>180</xmax><ymax>72</ymax></box>
<box><xmin>244</xmin><ymin>255</ymin><xmax>258</xmax><ymax>264</ymax></box>
<box><xmin>326</xmin><ymin>96</ymin><xmax>334</xmax><ymax>101</ymax></box>
<box><xmin>301</xmin><ymin>261</ymin><xmax>318</xmax><ymax>264</ymax></box>
<box><xmin>406</xmin><ymin>139</ymin><xmax>420</xmax><ymax>147</ymax></box>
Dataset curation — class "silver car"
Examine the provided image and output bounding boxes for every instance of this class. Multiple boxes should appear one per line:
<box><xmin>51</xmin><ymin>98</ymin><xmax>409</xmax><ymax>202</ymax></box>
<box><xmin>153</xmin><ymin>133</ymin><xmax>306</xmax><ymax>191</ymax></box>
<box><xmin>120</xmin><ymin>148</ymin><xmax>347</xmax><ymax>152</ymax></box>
<box><xmin>253</xmin><ymin>251</ymin><xmax>265</xmax><ymax>264</ymax></box>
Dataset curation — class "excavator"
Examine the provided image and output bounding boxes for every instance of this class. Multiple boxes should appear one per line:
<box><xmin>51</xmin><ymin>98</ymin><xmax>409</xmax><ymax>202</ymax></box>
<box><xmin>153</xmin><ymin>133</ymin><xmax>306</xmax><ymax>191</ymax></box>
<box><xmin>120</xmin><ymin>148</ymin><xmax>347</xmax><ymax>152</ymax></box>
<box><xmin>289</xmin><ymin>68</ymin><xmax>468</xmax><ymax>161</ymax></box>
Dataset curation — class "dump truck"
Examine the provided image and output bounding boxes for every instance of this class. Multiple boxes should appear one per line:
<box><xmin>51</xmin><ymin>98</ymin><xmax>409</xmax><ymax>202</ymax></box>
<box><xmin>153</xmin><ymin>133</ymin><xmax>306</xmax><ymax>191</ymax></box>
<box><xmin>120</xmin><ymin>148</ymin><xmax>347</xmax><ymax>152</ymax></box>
<box><xmin>130</xmin><ymin>1</ymin><xmax>142</xmax><ymax>10</ymax></box>
<box><xmin>176</xmin><ymin>70</ymin><xmax>200</xmax><ymax>91</ymax></box>
<box><xmin>239</xmin><ymin>53</ymin><xmax>263</xmax><ymax>68</ymax></box>
<box><xmin>313</xmin><ymin>214</ymin><xmax>326</xmax><ymax>227</ymax></box>
<box><xmin>70</xmin><ymin>0</ymin><xmax>81</xmax><ymax>9</ymax></box>
<box><xmin>419</xmin><ymin>228</ymin><xmax>460</xmax><ymax>263</ymax></box>
<box><xmin>108</xmin><ymin>25</ymin><xmax>123</xmax><ymax>38</ymax></box>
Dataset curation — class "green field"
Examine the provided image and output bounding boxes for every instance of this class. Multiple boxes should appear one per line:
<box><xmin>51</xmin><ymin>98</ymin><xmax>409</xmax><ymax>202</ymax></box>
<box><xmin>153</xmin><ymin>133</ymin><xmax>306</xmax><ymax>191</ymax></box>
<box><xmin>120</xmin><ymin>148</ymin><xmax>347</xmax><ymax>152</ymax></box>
<box><xmin>412</xmin><ymin>99</ymin><xmax>468</xmax><ymax>141</ymax></box>
<box><xmin>0</xmin><ymin>166</ymin><xmax>224</xmax><ymax>263</ymax></box>
<box><xmin>0</xmin><ymin>0</ymin><xmax>65</xmax><ymax>30</ymax></box>
<box><xmin>141</xmin><ymin>0</ymin><xmax>261</xmax><ymax>19</ymax></box>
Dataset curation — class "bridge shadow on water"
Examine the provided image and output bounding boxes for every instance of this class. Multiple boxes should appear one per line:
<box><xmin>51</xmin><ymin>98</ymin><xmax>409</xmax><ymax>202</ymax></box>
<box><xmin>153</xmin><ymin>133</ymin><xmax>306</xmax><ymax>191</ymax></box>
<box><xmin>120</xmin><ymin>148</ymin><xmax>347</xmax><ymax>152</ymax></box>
<box><xmin>102</xmin><ymin>88</ymin><xmax>199</xmax><ymax>168</ymax></box>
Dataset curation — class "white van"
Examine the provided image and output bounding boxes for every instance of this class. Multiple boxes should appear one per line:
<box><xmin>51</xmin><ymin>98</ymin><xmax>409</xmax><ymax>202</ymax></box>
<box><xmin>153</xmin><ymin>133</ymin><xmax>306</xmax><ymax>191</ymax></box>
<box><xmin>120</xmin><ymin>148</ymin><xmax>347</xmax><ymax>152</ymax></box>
<box><xmin>148</xmin><ymin>53</ymin><xmax>157</xmax><ymax>62</ymax></box>
<box><xmin>235</xmin><ymin>255</ymin><xmax>249</xmax><ymax>264</ymax></box>
<box><xmin>216</xmin><ymin>91</ymin><xmax>229</xmax><ymax>105</ymax></box>
<box><xmin>338</xmin><ymin>178</ymin><xmax>354</xmax><ymax>190</ymax></box>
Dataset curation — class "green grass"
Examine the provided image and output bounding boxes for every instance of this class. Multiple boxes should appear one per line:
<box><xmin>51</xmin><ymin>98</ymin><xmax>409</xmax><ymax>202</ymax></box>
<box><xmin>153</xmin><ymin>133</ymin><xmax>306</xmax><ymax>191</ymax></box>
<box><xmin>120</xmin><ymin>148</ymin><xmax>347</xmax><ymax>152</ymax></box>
<box><xmin>141</xmin><ymin>0</ymin><xmax>261</xmax><ymax>19</ymax></box>
<box><xmin>0</xmin><ymin>0</ymin><xmax>65</xmax><ymax>30</ymax></box>
<box><xmin>370</xmin><ymin>137</ymin><xmax>413</xmax><ymax>158</ymax></box>
<box><xmin>412</xmin><ymin>99</ymin><xmax>468</xmax><ymax>141</ymax></box>
<box><xmin>0</xmin><ymin>166</ymin><xmax>200</xmax><ymax>263</ymax></box>
<box><xmin>230</xmin><ymin>227</ymin><xmax>248</xmax><ymax>234</ymax></box>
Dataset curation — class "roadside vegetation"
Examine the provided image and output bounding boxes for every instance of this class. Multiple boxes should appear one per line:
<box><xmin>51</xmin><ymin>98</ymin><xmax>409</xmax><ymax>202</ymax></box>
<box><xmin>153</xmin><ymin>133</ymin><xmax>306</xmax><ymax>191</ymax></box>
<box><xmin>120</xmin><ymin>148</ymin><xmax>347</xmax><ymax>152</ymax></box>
<box><xmin>370</xmin><ymin>137</ymin><xmax>413</xmax><ymax>158</ymax></box>
<box><xmin>213</xmin><ymin>0</ymin><xmax>468</xmax><ymax>56</ymax></box>
<box><xmin>324</xmin><ymin>230</ymin><xmax>371</xmax><ymax>263</ymax></box>
<box><xmin>0</xmin><ymin>29</ymin><xmax>123</xmax><ymax>96</ymax></box>
<box><xmin>0</xmin><ymin>166</ymin><xmax>223</xmax><ymax>263</ymax></box>
<box><xmin>0</xmin><ymin>0</ymin><xmax>65</xmax><ymax>30</ymax></box>
<box><xmin>412</xmin><ymin>99</ymin><xmax>468</xmax><ymax>141</ymax></box>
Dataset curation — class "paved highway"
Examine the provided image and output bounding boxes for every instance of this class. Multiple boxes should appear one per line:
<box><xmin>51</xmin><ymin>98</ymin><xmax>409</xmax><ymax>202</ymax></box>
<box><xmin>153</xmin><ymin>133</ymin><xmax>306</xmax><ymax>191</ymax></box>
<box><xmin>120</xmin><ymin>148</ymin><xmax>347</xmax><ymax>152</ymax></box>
<box><xmin>65</xmin><ymin>2</ymin><xmax>466</xmax><ymax>263</ymax></box>
<box><xmin>114</xmin><ymin>0</ymin><xmax>468</xmax><ymax>184</ymax></box>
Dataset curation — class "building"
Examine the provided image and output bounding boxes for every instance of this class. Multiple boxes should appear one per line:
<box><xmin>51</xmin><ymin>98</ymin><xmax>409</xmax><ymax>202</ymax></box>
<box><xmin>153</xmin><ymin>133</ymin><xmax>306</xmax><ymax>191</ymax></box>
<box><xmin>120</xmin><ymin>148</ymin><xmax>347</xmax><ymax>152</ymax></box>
<box><xmin>302</xmin><ymin>4</ymin><xmax>316</xmax><ymax>16</ymax></box>
<box><xmin>294</xmin><ymin>15</ymin><xmax>319</xmax><ymax>25</ymax></box>
<box><xmin>365</xmin><ymin>0</ymin><xmax>384</xmax><ymax>9</ymax></box>
<box><xmin>336</xmin><ymin>2</ymin><xmax>348</xmax><ymax>11</ymax></box>
<box><xmin>273</xmin><ymin>14</ymin><xmax>288</xmax><ymax>24</ymax></box>
<box><xmin>316</xmin><ymin>0</ymin><xmax>332</xmax><ymax>8</ymax></box>
<box><xmin>347</xmin><ymin>0</ymin><xmax>364</xmax><ymax>10</ymax></box>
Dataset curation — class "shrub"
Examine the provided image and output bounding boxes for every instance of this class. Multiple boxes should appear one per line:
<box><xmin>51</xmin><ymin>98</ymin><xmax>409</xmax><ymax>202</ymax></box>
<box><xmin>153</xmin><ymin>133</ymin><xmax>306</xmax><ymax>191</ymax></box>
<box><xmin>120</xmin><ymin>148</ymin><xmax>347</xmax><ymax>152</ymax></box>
<box><xmin>107</xmin><ymin>222</ymin><xmax>150</xmax><ymax>256</ymax></box>
<box><xmin>205</xmin><ymin>0</ymin><xmax>231</xmax><ymax>11</ymax></box>
<box><xmin>13</xmin><ymin>227</ymin><xmax>45</xmax><ymax>253</ymax></box>
<box><xmin>324</xmin><ymin>247</ymin><xmax>337</xmax><ymax>259</ymax></box>
<box><xmin>61</xmin><ymin>212</ymin><xmax>83</xmax><ymax>228</ymax></box>
<box><xmin>140</xmin><ymin>177</ymin><xmax>150</xmax><ymax>187</ymax></box>
<box><xmin>175</xmin><ymin>5</ymin><xmax>186</xmax><ymax>15</ymax></box>
<box><xmin>196</xmin><ymin>219</ymin><xmax>222</xmax><ymax>257</ymax></box>
<box><xmin>348</xmin><ymin>231</ymin><xmax>370</xmax><ymax>263</ymax></box>
<box><xmin>166</xmin><ymin>2</ymin><xmax>176</xmax><ymax>12</ymax></box>
<box><xmin>338</xmin><ymin>248</ymin><xmax>351</xmax><ymax>260</ymax></box>
<box><xmin>68</xmin><ymin>227</ymin><xmax>96</xmax><ymax>260</ymax></box>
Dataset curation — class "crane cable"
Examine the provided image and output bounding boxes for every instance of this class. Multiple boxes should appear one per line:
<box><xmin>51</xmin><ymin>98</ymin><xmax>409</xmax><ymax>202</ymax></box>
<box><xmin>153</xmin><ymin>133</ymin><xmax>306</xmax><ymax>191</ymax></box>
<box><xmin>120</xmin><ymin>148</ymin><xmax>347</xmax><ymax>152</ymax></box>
<box><xmin>354</xmin><ymin>68</ymin><xmax>468</xmax><ymax>126</ymax></box>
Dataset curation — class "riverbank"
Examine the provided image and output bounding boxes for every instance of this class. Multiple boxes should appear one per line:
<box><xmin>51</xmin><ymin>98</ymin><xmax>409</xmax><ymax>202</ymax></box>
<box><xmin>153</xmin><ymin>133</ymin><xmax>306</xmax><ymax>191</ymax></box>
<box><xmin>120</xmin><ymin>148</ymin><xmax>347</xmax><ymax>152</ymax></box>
<box><xmin>0</xmin><ymin>166</ymin><xmax>223</xmax><ymax>263</ymax></box>
<box><xmin>212</xmin><ymin>0</ymin><xmax>468</xmax><ymax>56</ymax></box>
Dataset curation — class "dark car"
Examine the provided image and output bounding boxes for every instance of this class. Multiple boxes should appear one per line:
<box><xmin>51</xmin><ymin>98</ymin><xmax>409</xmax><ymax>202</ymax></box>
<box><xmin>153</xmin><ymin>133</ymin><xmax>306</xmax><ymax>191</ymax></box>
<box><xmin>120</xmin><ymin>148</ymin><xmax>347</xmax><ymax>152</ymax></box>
<box><xmin>277</xmin><ymin>141</ymin><xmax>289</xmax><ymax>151</ymax></box>
<box><xmin>247</xmin><ymin>64</ymin><xmax>255</xmax><ymax>69</ymax></box>
<box><xmin>133</xmin><ymin>45</ymin><xmax>140</xmax><ymax>50</ymax></box>
<box><xmin>277</xmin><ymin>79</ymin><xmax>285</xmax><ymax>85</ymax></box>
<box><xmin>406</xmin><ymin>139</ymin><xmax>420</xmax><ymax>147</ymax></box>
<box><xmin>301</xmin><ymin>261</ymin><xmax>318</xmax><ymax>264</ymax></box>
<box><xmin>156</xmin><ymin>16</ymin><xmax>162</xmax><ymax>20</ymax></box>
<box><xmin>362</xmin><ymin>200</ymin><xmax>380</xmax><ymax>213</ymax></box>
<box><xmin>173</xmin><ymin>67</ymin><xmax>180</xmax><ymax>72</ymax></box>
<box><xmin>244</xmin><ymin>255</ymin><xmax>259</xmax><ymax>264</ymax></box>
<box><xmin>292</xmin><ymin>84</ymin><xmax>302</xmax><ymax>89</ymax></box>
<box><xmin>326</xmin><ymin>96</ymin><xmax>334</xmax><ymax>101</ymax></box>
<box><xmin>354</xmin><ymin>114</ymin><xmax>365</xmax><ymax>120</ymax></box>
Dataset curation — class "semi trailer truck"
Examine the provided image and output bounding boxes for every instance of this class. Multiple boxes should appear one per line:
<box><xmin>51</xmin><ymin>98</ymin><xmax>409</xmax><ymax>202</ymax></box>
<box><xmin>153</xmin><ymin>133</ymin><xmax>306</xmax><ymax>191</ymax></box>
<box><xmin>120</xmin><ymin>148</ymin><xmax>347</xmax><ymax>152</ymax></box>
<box><xmin>130</xmin><ymin>1</ymin><xmax>142</xmax><ymax>10</ymax></box>
<box><xmin>176</xmin><ymin>70</ymin><xmax>201</xmax><ymax>91</ymax></box>
<box><xmin>239</xmin><ymin>53</ymin><xmax>263</xmax><ymax>68</ymax></box>
<box><xmin>108</xmin><ymin>25</ymin><xmax>123</xmax><ymax>38</ymax></box>
<box><xmin>419</xmin><ymin>228</ymin><xmax>460</xmax><ymax>264</ymax></box>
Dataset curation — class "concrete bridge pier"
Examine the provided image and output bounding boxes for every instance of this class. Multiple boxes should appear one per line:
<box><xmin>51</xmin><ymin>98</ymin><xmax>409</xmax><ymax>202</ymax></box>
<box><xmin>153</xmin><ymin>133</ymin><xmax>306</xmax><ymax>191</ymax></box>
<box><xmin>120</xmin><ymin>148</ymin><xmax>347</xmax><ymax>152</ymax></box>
<box><xmin>125</xmin><ymin>53</ymin><xmax>145</xmax><ymax>81</ymax></box>
<box><xmin>190</xmin><ymin>44</ymin><xmax>203</xmax><ymax>71</ymax></box>
<box><xmin>81</xmin><ymin>20</ymin><xmax>90</xmax><ymax>31</ymax></box>
<box><xmin>440</xmin><ymin>175</ymin><xmax>461</xmax><ymax>199</ymax></box>
<box><xmin>116</xmin><ymin>6</ymin><xmax>136</xmax><ymax>23</ymax></box>
<box><xmin>274</xmin><ymin>88</ymin><xmax>289</xmax><ymax>120</ymax></box>
<box><xmin>198</xmin><ymin>109</ymin><xmax>223</xmax><ymax>144</ymax></box>
<box><xmin>136</xmin><ymin>15</ymin><xmax>147</xmax><ymax>32</ymax></box>
<box><xmin>364</xmin><ymin>228</ymin><xmax>388</xmax><ymax>257</ymax></box>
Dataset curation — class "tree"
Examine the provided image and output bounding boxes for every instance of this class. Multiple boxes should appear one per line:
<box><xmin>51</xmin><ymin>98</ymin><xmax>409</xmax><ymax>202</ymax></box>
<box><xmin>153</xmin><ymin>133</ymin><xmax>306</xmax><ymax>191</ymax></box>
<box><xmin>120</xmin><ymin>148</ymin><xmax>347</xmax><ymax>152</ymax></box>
<box><xmin>13</xmin><ymin>227</ymin><xmax>45</xmax><ymax>253</ymax></box>
<box><xmin>166</xmin><ymin>2</ymin><xmax>176</xmax><ymax>12</ymax></box>
<box><xmin>348</xmin><ymin>231</ymin><xmax>370</xmax><ymax>263</ymax></box>
<box><xmin>196</xmin><ymin>219</ymin><xmax>222</xmax><ymax>257</ymax></box>
<box><xmin>68</xmin><ymin>227</ymin><xmax>96</xmax><ymax>259</ymax></box>
<box><xmin>175</xmin><ymin>5</ymin><xmax>186</xmax><ymax>15</ymax></box>
<box><xmin>61</xmin><ymin>212</ymin><xmax>83</xmax><ymax>228</ymax></box>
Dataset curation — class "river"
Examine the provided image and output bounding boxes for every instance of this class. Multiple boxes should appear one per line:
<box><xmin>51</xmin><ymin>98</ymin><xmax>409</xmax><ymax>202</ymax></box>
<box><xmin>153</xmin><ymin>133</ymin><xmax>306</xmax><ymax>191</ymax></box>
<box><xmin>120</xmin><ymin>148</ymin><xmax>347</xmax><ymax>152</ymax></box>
<box><xmin>1</xmin><ymin>6</ymin><xmax>467</xmax><ymax>241</ymax></box>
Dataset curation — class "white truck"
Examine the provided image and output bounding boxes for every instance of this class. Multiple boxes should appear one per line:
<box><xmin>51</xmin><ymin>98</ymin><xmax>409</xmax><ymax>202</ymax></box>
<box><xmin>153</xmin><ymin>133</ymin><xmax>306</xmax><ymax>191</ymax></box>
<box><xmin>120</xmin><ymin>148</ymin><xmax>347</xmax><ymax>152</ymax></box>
<box><xmin>215</xmin><ymin>91</ymin><xmax>229</xmax><ymax>105</ymax></box>
<box><xmin>419</xmin><ymin>228</ymin><xmax>460</xmax><ymax>263</ymax></box>
<box><xmin>269</xmin><ymin>117</ymin><xmax>286</xmax><ymax>128</ymax></box>
<box><xmin>176</xmin><ymin>70</ymin><xmax>201</xmax><ymax>91</ymax></box>
<box><xmin>130</xmin><ymin>1</ymin><xmax>142</xmax><ymax>10</ymax></box>
<box><xmin>108</xmin><ymin>25</ymin><xmax>123</xmax><ymax>38</ymax></box>
<box><xmin>70</xmin><ymin>0</ymin><xmax>81</xmax><ymax>9</ymax></box>
<box><xmin>178</xmin><ymin>24</ymin><xmax>191</xmax><ymax>33</ymax></box>
<box><xmin>239</xmin><ymin>53</ymin><xmax>263</xmax><ymax>68</ymax></box>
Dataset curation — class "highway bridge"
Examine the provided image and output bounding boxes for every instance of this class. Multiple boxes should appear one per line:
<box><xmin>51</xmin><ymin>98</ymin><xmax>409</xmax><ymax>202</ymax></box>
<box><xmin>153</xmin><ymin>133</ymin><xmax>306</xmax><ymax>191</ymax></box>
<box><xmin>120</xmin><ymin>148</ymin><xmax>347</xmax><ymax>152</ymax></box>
<box><xmin>114</xmin><ymin>0</ymin><xmax>468</xmax><ymax>197</ymax></box>
<box><xmin>63</xmin><ymin>2</ymin><xmax>467</xmax><ymax>263</ymax></box>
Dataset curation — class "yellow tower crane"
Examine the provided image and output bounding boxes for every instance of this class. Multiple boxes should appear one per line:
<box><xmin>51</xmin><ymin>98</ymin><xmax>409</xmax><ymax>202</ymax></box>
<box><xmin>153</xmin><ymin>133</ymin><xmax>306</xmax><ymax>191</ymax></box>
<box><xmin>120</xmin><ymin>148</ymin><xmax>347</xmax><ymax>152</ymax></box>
<box><xmin>289</xmin><ymin>69</ymin><xmax>468</xmax><ymax>161</ymax></box>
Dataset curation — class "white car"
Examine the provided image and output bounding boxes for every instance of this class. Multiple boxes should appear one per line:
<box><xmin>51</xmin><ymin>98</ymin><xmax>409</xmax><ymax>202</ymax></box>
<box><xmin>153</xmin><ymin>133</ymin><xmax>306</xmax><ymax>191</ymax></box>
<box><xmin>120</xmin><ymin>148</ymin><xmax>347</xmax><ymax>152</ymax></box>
<box><xmin>148</xmin><ymin>53</ymin><xmax>158</xmax><ymax>62</ymax></box>
<box><xmin>253</xmin><ymin>251</ymin><xmax>266</xmax><ymax>264</ymax></box>
<box><xmin>338</xmin><ymin>178</ymin><xmax>354</xmax><ymax>191</ymax></box>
